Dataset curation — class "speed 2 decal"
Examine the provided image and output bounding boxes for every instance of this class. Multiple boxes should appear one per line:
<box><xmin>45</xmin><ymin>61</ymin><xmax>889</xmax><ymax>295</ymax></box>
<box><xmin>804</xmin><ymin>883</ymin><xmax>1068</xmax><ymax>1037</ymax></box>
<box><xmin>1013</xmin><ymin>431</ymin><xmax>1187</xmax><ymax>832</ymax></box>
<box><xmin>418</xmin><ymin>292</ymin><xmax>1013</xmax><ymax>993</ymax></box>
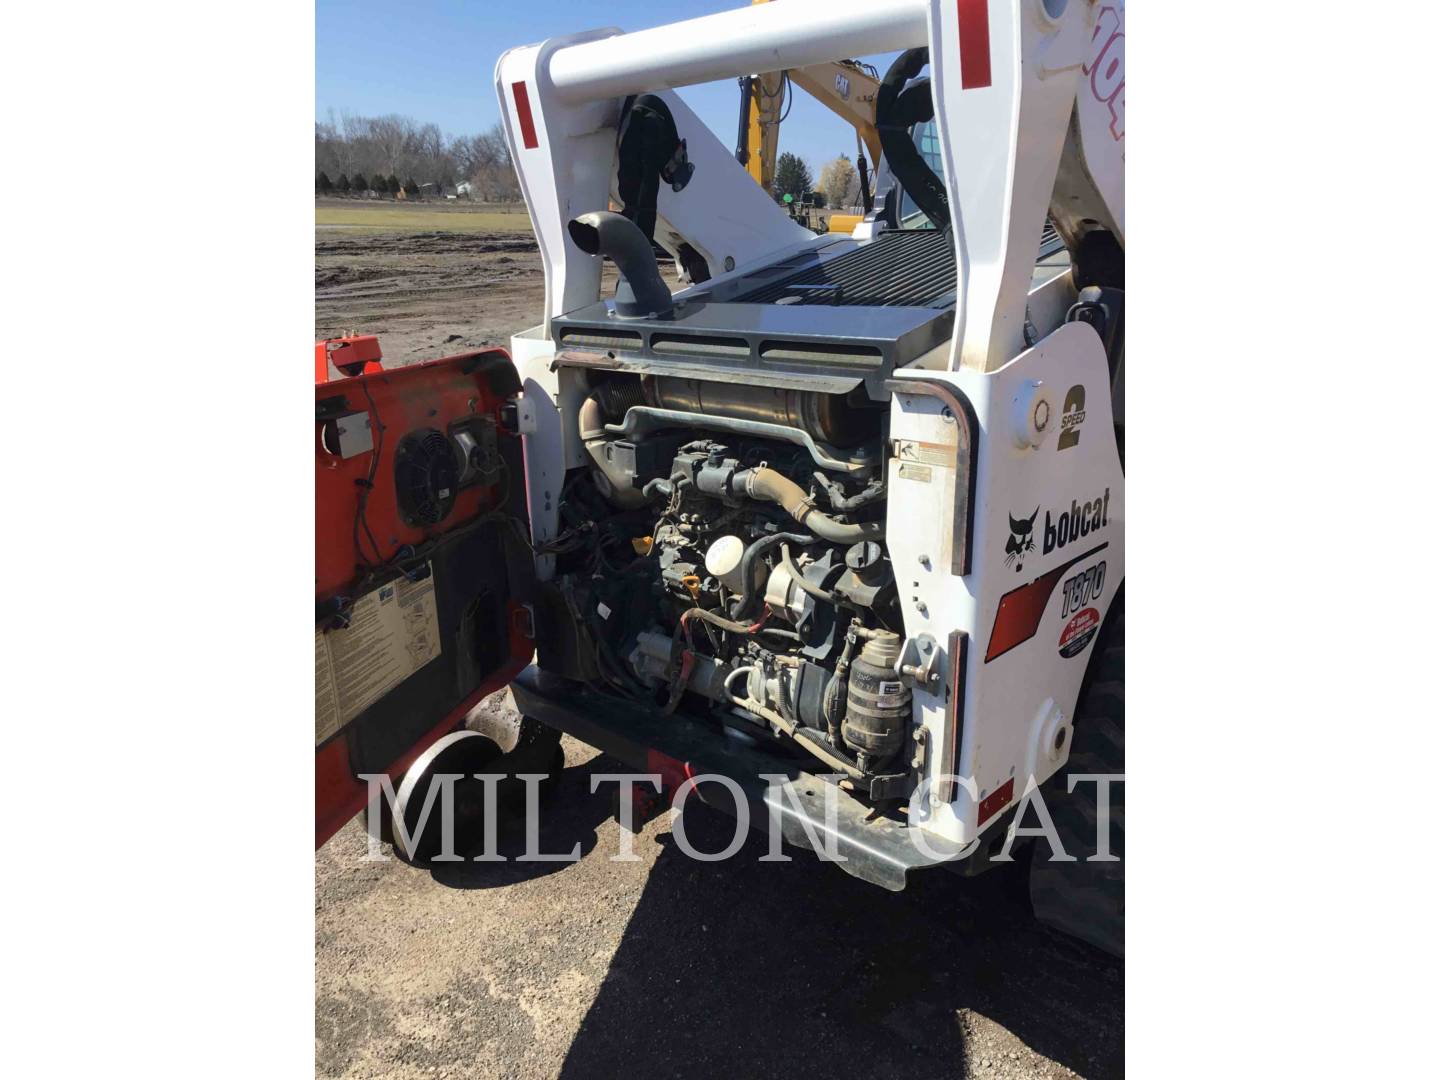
<box><xmin>985</xmin><ymin>543</ymin><xmax>1108</xmax><ymax>663</ymax></box>
<box><xmin>1057</xmin><ymin>384</ymin><xmax>1086</xmax><ymax>451</ymax></box>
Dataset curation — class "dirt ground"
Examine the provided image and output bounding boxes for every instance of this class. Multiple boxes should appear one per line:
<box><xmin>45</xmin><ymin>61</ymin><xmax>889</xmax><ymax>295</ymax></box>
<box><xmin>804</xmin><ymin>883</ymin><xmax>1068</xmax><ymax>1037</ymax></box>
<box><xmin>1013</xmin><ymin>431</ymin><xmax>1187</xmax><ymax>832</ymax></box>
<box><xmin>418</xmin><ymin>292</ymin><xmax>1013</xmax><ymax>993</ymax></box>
<box><xmin>315</xmin><ymin>210</ymin><xmax>1123</xmax><ymax>1078</ymax></box>
<box><xmin>315</xmin><ymin>201</ymin><xmax>618</xmax><ymax>363</ymax></box>
<box><xmin>316</xmin><ymin>230</ymin><xmax>544</xmax><ymax>363</ymax></box>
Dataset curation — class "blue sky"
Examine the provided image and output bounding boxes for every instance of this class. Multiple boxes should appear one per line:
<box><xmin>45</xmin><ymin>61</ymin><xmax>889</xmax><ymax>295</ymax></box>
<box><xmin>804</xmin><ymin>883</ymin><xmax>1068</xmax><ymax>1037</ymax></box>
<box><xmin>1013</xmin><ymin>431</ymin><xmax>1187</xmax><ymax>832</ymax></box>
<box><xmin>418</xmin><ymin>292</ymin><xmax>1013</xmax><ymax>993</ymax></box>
<box><xmin>316</xmin><ymin>0</ymin><xmax>892</xmax><ymax>173</ymax></box>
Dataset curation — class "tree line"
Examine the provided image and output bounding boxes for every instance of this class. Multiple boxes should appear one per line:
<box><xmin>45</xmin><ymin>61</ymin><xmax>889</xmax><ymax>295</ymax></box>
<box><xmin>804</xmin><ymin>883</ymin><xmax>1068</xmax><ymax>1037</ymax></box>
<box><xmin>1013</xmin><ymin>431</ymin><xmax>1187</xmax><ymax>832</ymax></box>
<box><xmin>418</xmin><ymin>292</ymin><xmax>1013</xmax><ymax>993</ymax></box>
<box><xmin>315</xmin><ymin>113</ymin><xmax>519</xmax><ymax>201</ymax></box>
<box><xmin>317</xmin><ymin>114</ymin><xmax>864</xmax><ymax>210</ymax></box>
<box><xmin>775</xmin><ymin>151</ymin><xmax>864</xmax><ymax>212</ymax></box>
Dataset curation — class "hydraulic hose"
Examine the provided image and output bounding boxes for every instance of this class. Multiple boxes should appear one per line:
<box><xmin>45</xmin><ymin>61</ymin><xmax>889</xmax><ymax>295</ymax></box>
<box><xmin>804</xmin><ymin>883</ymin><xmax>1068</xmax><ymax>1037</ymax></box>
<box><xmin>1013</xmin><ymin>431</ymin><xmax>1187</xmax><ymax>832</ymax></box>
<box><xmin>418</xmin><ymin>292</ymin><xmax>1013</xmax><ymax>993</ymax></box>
<box><xmin>793</xmin><ymin>728</ymin><xmax>866</xmax><ymax>781</ymax></box>
<box><xmin>875</xmin><ymin>48</ymin><xmax>949</xmax><ymax>230</ymax></box>
<box><xmin>812</xmin><ymin>471</ymin><xmax>885</xmax><ymax>512</ymax></box>
<box><xmin>723</xmin><ymin>669</ymin><xmax>866</xmax><ymax>782</ymax></box>
<box><xmin>737</xmin><ymin>467</ymin><xmax>882</xmax><ymax>544</ymax></box>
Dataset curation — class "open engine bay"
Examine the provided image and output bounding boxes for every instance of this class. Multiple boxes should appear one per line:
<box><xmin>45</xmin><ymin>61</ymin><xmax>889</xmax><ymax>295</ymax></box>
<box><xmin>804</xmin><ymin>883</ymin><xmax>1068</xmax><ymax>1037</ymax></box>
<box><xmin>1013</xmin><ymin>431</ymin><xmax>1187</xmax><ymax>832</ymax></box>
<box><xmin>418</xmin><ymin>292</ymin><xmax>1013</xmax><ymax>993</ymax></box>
<box><xmin>536</xmin><ymin>367</ymin><xmax>926</xmax><ymax>802</ymax></box>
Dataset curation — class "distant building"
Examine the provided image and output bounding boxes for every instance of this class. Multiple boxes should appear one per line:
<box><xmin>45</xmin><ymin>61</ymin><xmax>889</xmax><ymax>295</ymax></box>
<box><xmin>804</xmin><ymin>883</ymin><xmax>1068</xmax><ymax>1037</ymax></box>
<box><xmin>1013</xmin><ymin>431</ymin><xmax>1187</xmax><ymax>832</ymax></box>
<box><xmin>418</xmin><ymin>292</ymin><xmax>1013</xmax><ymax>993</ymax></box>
<box><xmin>455</xmin><ymin>181</ymin><xmax>474</xmax><ymax>197</ymax></box>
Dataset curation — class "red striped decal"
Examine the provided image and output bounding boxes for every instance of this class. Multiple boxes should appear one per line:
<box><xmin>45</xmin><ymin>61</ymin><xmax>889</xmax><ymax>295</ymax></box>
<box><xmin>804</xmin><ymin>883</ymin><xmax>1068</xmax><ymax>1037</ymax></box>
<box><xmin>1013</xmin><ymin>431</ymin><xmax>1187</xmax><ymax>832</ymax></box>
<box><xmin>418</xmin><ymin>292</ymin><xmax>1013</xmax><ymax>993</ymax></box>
<box><xmin>511</xmin><ymin>80</ymin><xmax>538</xmax><ymax>149</ymax></box>
<box><xmin>957</xmin><ymin>0</ymin><xmax>993</xmax><ymax>89</ymax></box>
<box><xmin>984</xmin><ymin>543</ymin><xmax>1108</xmax><ymax>663</ymax></box>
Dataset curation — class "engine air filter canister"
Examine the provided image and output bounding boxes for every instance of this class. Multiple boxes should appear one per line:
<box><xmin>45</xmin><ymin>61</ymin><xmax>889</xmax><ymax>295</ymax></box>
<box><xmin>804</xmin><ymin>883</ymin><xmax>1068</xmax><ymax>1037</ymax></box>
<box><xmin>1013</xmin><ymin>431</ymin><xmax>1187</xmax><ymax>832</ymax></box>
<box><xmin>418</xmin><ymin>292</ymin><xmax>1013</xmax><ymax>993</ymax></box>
<box><xmin>841</xmin><ymin>631</ymin><xmax>909</xmax><ymax>765</ymax></box>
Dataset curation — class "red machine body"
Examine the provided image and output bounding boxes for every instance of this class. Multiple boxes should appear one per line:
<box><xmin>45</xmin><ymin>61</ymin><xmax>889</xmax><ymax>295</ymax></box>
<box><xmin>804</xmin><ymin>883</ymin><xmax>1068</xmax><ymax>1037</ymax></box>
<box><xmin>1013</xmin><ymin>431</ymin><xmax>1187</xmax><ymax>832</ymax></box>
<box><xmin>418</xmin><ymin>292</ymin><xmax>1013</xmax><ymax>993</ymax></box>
<box><xmin>314</xmin><ymin>339</ymin><xmax>534</xmax><ymax>847</ymax></box>
<box><xmin>315</xmin><ymin>334</ymin><xmax>383</xmax><ymax>383</ymax></box>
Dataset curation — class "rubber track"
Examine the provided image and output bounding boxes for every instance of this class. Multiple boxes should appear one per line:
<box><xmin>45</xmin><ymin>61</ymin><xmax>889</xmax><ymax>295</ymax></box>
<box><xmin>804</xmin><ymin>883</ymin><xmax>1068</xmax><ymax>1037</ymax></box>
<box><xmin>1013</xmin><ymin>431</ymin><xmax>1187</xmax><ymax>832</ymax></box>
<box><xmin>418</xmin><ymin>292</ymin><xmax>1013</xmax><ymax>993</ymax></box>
<box><xmin>1029</xmin><ymin>592</ymin><xmax>1125</xmax><ymax>957</ymax></box>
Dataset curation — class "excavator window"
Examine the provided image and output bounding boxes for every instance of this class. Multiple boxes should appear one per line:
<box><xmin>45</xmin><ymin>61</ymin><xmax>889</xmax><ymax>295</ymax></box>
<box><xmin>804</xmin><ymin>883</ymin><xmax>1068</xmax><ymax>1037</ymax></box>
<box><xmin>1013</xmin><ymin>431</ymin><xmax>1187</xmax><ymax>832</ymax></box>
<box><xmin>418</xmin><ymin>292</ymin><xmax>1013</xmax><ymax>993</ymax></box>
<box><xmin>897</xmin><ymin>121</ymin><xmax>944</xmax><ymax>230</ymax></box>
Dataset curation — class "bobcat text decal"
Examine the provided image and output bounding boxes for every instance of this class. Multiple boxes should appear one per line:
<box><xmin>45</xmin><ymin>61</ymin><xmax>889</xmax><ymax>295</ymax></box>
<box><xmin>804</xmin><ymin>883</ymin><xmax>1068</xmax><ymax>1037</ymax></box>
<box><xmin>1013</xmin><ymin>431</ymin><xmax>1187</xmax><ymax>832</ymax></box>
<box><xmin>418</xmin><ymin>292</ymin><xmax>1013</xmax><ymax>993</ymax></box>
<box><xmin>1044</xmin><ymin>489</ymin><xmax>1111</xmax><ymax>556</ymax></box>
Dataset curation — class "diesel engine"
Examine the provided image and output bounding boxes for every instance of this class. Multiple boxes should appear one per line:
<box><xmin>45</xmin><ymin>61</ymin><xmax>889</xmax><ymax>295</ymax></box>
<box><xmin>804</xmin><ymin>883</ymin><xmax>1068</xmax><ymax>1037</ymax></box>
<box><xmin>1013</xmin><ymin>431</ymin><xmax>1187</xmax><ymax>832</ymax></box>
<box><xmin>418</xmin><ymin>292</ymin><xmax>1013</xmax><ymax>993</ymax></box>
<box><xmin>538</xmin><ymin>372</ymin><xmax>919</xmax><ymax>794</ymax></box>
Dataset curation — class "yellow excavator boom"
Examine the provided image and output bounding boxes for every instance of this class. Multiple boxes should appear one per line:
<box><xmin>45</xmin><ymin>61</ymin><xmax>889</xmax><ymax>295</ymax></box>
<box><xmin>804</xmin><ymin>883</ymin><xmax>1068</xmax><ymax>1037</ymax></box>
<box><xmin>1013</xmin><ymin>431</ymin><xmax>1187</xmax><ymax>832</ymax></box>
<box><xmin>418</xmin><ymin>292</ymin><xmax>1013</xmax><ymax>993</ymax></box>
<box><xmin>736</xmin><ymin>0</ymin><xmax>882</xmax><ymax>231</ymax></box>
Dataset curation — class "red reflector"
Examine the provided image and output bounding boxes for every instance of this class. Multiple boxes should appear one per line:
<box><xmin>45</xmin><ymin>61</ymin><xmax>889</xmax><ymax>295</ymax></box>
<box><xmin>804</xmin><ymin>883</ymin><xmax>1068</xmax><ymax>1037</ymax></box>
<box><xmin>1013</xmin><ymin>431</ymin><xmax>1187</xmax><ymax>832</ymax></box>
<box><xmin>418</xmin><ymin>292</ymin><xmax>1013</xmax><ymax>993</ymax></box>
<box><xmin>957</xmin><ymin>0</ymin><xmax>993</xmax><ymax>89</ymax></box>
<box><xmin>646</xmin><ymin>748</ymin><xmax>695</xmax><ymax>804</ymax></box>
<box><xmin>978</xmin><ymin>777</ymin><xmax>1014</xmax><ymax>825</ymax></box>
<box><xmin>512</xmin><ymin>80</ymin><xmax>539</xmax><ymax>149</ymax></box>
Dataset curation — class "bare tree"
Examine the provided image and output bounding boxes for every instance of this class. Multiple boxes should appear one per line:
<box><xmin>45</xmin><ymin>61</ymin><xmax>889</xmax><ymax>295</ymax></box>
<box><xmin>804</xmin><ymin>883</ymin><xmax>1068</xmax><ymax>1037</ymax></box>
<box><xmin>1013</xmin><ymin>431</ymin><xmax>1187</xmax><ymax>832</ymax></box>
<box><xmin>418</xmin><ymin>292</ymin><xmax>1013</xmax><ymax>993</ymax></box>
<box><xmin>817</xmin><ymin>155</ymin><xmax>860</xmax><ymax>211</ymax></box>
<box><xmin>313</xmin><ymin>112</ymin><xmax>519</xmax><ymax>201</ymax></box>
<box><xmin>450</xmin><ymin>123</ymin><xmax>518</xmax><ymax>201</ymax></box>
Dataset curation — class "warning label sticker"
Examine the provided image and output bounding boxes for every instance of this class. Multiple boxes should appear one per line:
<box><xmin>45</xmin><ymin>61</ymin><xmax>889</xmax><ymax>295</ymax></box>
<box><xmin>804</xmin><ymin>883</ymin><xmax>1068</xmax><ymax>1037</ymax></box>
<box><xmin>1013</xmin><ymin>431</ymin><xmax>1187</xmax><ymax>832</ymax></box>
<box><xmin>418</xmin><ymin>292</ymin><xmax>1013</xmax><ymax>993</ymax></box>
<box><xmin>315</xmin><ymin>566</ymin><xmax>441</xmax><ymax>745</ymax></box>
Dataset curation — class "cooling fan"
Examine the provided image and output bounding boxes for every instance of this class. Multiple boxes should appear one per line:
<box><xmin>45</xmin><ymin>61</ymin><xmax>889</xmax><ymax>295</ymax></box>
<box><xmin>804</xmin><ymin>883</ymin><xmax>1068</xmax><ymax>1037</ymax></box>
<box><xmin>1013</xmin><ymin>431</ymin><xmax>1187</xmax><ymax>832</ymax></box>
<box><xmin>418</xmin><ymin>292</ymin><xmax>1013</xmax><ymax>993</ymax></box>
<box><xmin>393</xmin><ymin>428</ymin><xmax>459</xmax><ymax>527</ymax></box>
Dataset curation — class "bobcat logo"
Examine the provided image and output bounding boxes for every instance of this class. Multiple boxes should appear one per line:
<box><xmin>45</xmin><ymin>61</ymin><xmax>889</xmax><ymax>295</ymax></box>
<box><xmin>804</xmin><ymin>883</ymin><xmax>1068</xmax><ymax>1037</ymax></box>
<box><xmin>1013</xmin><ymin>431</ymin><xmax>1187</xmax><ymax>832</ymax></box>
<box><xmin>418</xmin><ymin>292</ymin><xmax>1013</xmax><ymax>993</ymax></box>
<box><xmin>1005</xmin><ymin>509</ymin><xmax>1039</xmax><ymax>572</ymax></box>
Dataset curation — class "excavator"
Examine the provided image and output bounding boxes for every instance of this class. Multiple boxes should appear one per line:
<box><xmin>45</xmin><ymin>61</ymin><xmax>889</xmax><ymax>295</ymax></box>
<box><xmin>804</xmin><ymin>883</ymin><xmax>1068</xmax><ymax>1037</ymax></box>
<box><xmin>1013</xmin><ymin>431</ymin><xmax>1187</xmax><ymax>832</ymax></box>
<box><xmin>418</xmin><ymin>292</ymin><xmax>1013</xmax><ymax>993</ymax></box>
<box><xmin>315</xmin><ymin>0</ymin><xmax>1126</xmax><ymax>954</ymax></box>
<box><xmin>734</xmin><ymin>0</ymin><xmax>884</xmax><ymax>231</ymax></box>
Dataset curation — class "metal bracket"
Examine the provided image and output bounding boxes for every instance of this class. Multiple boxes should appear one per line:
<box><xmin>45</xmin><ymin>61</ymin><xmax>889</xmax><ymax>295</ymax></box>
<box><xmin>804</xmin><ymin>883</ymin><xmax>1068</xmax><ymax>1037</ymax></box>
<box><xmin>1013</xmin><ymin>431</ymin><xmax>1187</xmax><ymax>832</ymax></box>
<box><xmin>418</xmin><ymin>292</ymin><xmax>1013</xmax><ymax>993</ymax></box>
<box><xmin>897</xmin><ymin>632</ymin><xmax>942</xmax><ymax>691</ymax></box>
<box><xmin>515</xmin><ymin>394</ymin><xmax>541</xmax><ymax>436</ymax></box>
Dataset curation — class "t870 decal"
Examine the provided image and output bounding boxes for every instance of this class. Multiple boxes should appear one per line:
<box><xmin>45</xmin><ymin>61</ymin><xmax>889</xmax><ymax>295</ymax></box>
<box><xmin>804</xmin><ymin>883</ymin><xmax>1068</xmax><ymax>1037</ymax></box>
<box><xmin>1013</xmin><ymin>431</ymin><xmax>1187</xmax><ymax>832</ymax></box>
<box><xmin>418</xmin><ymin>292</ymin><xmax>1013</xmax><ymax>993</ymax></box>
<box><xmin>985</xmin><ymin>543</ymin><xmax>1108</xmax><ymax>663</ymax></box>
<box><xmin>1060</xmin><ymin>560</ymin><xmax>1106</xmax><ymax>618</ymax></box>
<box><xmin>1057</xmin><ymin>558</ymin><xmax>1107</xmax><ymax>659</ymax></box>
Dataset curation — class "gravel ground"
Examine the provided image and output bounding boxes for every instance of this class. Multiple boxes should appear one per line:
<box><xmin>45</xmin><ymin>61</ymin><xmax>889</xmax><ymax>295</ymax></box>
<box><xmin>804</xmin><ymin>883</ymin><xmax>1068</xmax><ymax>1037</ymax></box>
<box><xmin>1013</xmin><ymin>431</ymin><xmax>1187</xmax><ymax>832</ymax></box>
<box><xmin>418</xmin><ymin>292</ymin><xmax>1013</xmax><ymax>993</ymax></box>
<box><xmin>316</xmin><ymin>220</ymin><xmax>1123</xmax><ymax>1077</ymax></box>
<box><xmin>316</xmin><ymin>694</ymin><xmax>1122</xmax><ymax>1079</ymax></box>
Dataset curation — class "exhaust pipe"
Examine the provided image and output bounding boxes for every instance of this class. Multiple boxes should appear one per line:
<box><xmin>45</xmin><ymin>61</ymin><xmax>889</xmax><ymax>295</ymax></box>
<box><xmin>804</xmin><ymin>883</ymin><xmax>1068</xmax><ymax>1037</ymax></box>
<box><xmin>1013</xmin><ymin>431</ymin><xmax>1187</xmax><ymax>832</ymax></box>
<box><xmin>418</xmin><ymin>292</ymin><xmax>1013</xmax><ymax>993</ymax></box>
<box><xmin>567</xmin><ymin>211</ymin><xmax>674</xmax><ymax>320</ymax></box>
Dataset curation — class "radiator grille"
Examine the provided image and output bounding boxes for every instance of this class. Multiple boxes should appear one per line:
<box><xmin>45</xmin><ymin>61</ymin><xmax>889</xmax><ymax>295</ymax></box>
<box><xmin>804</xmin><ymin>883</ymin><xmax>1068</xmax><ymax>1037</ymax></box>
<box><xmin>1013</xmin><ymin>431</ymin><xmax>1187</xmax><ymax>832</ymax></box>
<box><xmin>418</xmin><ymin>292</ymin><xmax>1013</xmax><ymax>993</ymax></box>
<box><xmin>737</xmin><ymin>231</ymin><xmax>956</xmax><ymax>308</ymax></box>
<box><xmin>1039</xmin><ymin>218</ymin><xmax>1063</xmax><ymax>256</ymax></box>
<box><xmin>736</xmin><ymin>219</ymin><xmax>1067</xmax><ymax>309</ymax></box>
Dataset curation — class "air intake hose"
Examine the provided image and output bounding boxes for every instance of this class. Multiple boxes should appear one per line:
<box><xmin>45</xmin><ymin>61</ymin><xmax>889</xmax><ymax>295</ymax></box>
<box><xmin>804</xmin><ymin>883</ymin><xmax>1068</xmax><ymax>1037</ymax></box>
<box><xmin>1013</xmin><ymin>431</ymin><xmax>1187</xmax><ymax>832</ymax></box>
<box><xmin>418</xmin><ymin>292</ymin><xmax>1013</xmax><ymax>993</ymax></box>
<box><xmin>735</xmin><ymin>467</ymin><xmax>882</xmax><ymax>544</ymax></box>
<box><xmin>578</xmin><ymin>391</ymin><xmax>647</xmax><ymax>508</ymax></box>
<box><xmin>567</xmin><ymin>211</ymin><xmax>674</xmax><ymax>320</ymax></box>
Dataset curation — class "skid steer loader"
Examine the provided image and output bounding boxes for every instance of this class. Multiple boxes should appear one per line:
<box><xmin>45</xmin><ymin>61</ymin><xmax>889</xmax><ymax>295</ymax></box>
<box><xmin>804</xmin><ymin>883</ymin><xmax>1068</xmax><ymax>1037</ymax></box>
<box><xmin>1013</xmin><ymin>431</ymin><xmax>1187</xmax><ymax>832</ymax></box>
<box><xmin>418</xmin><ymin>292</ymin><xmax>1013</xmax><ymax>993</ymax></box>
<box><xmin>314</xmin><ymin>0</ymin><xmax>1126</xmax><ymax>954</ymax></box>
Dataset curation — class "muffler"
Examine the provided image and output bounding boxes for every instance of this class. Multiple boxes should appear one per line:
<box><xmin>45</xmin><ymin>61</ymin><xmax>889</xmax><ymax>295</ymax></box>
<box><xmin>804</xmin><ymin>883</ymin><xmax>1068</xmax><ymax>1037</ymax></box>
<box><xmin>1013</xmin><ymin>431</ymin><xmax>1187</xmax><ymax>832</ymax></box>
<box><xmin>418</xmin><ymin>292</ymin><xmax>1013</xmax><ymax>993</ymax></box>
<box><xmin>567</xmin><ymin>211</ymin><xmax>674</xmax><ymax>320</ymax></box>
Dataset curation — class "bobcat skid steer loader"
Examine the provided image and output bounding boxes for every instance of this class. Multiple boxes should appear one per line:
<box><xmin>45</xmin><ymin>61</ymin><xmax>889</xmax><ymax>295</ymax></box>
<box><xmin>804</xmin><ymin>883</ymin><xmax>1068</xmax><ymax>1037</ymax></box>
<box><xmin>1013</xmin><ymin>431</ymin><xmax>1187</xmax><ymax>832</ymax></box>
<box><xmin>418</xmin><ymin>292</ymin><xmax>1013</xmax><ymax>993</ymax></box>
<box><xmin>315</xmin><ymin>0</ymin><xmax>1126</xmax><ymax>955</ymax></box>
